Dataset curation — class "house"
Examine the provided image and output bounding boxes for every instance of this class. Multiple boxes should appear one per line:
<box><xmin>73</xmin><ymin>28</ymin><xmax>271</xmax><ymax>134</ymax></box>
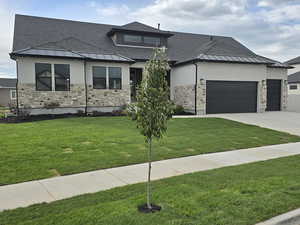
<box><xmin>0</xmin><ymin>78</ymin><xmax>17</xmax><ymax>107</ymax></box>
<box><xmin>10</xmin><ymin>14</ymin><xmax>291</xmax><ymax>115</ymax></box>
<box><xmin>285</xmin><ymin>56</ymin><xmax>300</xmax><ymax>94</ymax></box>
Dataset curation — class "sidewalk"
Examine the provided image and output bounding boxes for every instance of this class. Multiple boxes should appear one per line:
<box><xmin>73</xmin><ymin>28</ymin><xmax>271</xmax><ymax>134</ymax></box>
<box><xmin>1</xmin><ymin>142</ymin><xmax>300</xmax><ymax>212</ymax></box>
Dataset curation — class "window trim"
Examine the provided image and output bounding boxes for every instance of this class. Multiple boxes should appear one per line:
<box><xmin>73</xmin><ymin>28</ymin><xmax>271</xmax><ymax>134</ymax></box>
<box><xmin>108</xmin><ymin>67</ymin><xmax>122</xmax><ymax>90</ymax></box>
<box><xmin>10</xmin><ymin>90</ymin><xmax>16</xmax><ymax>100</ymax></box>
<box><xmin>92</xmin><ymin>66</ymin><xmax>122</xmax><ymax>90</ymax></box>
<box><xmin>54</xmin><ymin>64</ymin><xmax>70</xmax><ymax>91</ymax></box>
<box><xmin>35</xmin><ymin>63</ymin><xmax>71</xmax><ymax>92</ymax></box>
<box><xmin>35</xmin><ymin>63</ymin><xmax>52</xmax><ymax>92</ymax></box>
<box><xmin>92</xmin><ymin>66</ymin><xmax>107</xmax><ymax>90</ymax></box>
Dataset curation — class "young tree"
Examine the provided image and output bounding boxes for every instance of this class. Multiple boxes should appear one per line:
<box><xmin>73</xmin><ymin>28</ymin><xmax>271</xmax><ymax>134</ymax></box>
<box><xmin>131</xmin><ymin>48</ymin><xmax>173</xmax><ymax>213</ymax></box>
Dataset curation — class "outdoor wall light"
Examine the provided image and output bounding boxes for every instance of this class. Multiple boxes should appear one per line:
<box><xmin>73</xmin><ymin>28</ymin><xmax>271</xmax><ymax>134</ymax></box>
<box><xmin>200</xmin><ymin>78</ymin><xmax>205</xmax><ymax>85</ymax></box>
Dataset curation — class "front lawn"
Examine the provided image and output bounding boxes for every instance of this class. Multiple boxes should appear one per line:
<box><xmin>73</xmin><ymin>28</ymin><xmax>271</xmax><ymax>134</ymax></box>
<box><xmin>1</xmin><ymin>155</ymin><xmax>300</xmax><ymax>225</ymax></box>
<box><xmin>0</xmin><ymin>117</ymin><xmax>299</xmax><ymax>185</ymax></box>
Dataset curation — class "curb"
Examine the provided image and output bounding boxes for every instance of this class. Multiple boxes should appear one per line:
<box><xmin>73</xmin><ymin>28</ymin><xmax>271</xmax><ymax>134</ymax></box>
<box><xmin>256</xmin><ymin>208</ymin><xmax>300</xmax><ymax>225</ymax></box>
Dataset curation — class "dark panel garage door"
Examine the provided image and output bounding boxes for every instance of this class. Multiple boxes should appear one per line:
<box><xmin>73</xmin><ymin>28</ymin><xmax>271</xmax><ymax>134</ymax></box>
<box><xmin>206</xmin><ymin>81</ymin><xmax>258</xmax><ymax>114</ymax></box>
<box><xmin>266</xmin><ymin>79</ymin><xmax>281</xmax><ymax>111</ymax></box>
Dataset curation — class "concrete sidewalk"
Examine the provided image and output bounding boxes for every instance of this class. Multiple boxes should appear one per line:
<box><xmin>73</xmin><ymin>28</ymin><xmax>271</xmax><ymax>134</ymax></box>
<box><xmin>1</xmin><ymin>142</ymin><xmax>300</xmax><ymax>212</ymax></box>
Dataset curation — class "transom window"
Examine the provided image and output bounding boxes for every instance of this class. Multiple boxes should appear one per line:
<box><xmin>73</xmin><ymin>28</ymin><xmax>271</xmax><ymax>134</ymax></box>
<box><xmin>93</xmin><ymin>66</ymin><xmax>122</xmax><ymax>90</ymax></box>
<box><xmin>123</xmin><ymin>34</ymin><xmax>161</xmax><ymax>47</ymax></box>
<box><xmin>290</xmin><ymin>84</ymin><xmax>298</xmax><ymax>90</ymax></box>
<box><xmin>144</xmin><ymin>36</ymin><xmax>161</xmax><ymax>46</ymax></box>
<box><xmin>35</xmin><ymin>63</ymin><xmax>70</xmax><ymax>91</ymax></box>
<box><xmin>124</xmin><ymin>34</ymin><xmax>142</xmax><ymax>43</ymax></box>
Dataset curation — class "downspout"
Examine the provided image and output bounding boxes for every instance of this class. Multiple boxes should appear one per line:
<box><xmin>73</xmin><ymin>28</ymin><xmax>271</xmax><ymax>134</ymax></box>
<box><xmin>84</xmin><ymin>60</ymin><xmax>88</xmax><ymax>116</ymax></box>
<box><xmin>16</xmin><ymin>60</ymin><xmax>19</xmax><ymax>116</ymax></box>
<box><xmin>193</xmin><ymin>62</ymin><xmax>198</xmax><ymax>115</ymax></box>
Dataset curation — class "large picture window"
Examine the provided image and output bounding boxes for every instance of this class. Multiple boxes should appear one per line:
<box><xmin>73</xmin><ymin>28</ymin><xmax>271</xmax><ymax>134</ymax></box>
<box><xmin>55</xmin><ymin>64</ymin><xmax>70</xmax><ymax>91</ymax></box>
<box><xmin>109</xmin><ymin>67</ymin><xmax>122</xmax><ymax>89</ymax></box>
<box><xmin>93</xmin><ymin>66</ymin><xmax>107</xmax><ymax>89</ymax></box>
<box><xmin>35</xmin><ymin>63</ymin><xmax>52</xmax><ymax>91</ymax></box>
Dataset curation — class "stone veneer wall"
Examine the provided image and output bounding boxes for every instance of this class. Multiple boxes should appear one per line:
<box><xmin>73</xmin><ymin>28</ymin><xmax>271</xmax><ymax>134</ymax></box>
<box><xmin>174</xmin><ymin>85</ymin><xmax>195</xmax><ymax>113</ymax></box>
<box><xmin>86</xmin><ymin>85</ymin><xmax>130</xmax><ymax>107</ymax></box>
<box><xmin>17</xmin><ymin>83</ymin><xmax>131</xmax><ymax>113</ymax></box>
<box><xmin>281</xmin><ymin>79</ymin><xmax>288</xmax><ymax>111</ymax></box>
<box><xmin>18</xmin><ymin>84</ymin><xmax>86</xmax><ymax>109</ymax></box>
<box><xmin>258</xmin><ymin>80</ymin><xmax>267</xmax><ymax>113</ymax></box>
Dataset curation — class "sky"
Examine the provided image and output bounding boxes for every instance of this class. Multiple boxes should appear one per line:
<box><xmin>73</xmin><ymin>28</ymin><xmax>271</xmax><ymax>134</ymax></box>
<box><xmin>0</xmin><ymin>0</ymin><xmax>299</xmax><ymax>78</ymax></box>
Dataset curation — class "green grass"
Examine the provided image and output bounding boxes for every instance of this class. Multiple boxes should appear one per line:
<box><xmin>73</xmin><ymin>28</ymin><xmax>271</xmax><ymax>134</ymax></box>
<box><xmin>0</xmin><ymin>117</ymin><xmax>300</xmax><ymax>185</ymax></box>
<box><xmin>1</xmin><ymin>155</ymin><xmax>300</xmax><ymax>225</ymax></box>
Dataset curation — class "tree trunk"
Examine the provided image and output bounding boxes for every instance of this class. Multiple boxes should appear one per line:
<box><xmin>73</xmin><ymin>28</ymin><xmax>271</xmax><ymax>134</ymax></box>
<box><xmin>147</xmin><ymin>137</ymin><xmax>152</xmax><ymax>209</ymax></box>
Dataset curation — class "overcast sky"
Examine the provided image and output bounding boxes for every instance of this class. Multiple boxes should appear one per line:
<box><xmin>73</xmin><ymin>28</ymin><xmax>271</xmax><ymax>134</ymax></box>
<box><xmin>0</xmin><ymin>0</ymin><xmax>299</xmax><ymax>78</ymax></box>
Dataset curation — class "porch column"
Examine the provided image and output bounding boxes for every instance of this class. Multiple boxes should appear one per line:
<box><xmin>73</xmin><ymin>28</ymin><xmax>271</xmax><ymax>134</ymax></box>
<box><xmin>196</xmin><ymin>79</ymin><xmax>206</xmax><ymax>115</ymax></box>
<box><xmin>258</xmin><ymin>79</ymin><xmax>267</xmax><ymax>113</ymax></box>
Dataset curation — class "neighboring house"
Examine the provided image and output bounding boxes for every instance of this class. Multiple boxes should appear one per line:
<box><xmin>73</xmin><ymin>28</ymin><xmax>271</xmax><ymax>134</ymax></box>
<box><xmin>287</xmin><ymin>72</ymin><xmax>300</xmax><ymax>95</ymax></box>
<box><xmin>286</xmin><ymin>56</ymin><xmax>300</xmax><ymax>94</ymax></box>
<box><xmin>286</xmin><ymin>56</ymin><xmax>300</xmax><ymax>75</ymax></box>
<box><xmin>10</xmin><ymin>14</ymin><xmax>291</xmax><ymax>115</ymax></box>
<box><xmin>0</xmin><ymin>78</ymin><xmax>17</xmax><ymax>107</ymax></box>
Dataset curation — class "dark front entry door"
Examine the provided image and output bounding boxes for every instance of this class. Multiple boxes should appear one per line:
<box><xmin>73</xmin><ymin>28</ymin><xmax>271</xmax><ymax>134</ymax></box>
<box><xmin>206</xmin><ymin>81</ymin><xmax>258</xmax><ymax>114</ymax></box>
<box><xmin>130</xmin><ymin>68</ymin><xmax>143</xmax><ymax>101</ymax></box>
<box><xmin>266</xmin><ymin>79</ymin><xmax>281</xmax><ymax>111</ymax></box>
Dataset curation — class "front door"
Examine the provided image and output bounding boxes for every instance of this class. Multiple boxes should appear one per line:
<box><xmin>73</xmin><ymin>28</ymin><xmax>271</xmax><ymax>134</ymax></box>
<box><xmin>266</xmin><ymin>79</ymin><xmax>281</xmax><ymax>111</ymax></box>
<box><xmin>130</xmin><ymin>68</ymin><xmax>143</xmax><ymax>101</ymax></box>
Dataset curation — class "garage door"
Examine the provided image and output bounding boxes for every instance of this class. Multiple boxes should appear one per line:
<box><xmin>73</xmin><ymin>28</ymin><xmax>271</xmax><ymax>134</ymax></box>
<box><xmin>266</xmin><ymin>79</ymin><xmax>281</xmax><ymax>111</ymax></box>
<box><xmin>206</xmin><ymin>81</ymin><xmax>258</xmax><ymax>114</ymax></box>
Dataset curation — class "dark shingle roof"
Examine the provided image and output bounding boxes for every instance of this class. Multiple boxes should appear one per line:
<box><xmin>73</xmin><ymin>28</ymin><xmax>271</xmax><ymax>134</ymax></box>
<box><xmin>0</xmin><ymin>78</ymin><xmax>17</xmax><ymax>88</ymax></box>
<box><xmin>11</xmin><ymin>14</ymin><xmax>288</xmax><ymax>67</ymax></box>
<box><xmin>285</xmin><ymin>56</ymin><xmax>300</xmax><ymax>65</ymax></box>
<box><xmin>288</xmin><ymin>72</ymin><xmax>300</xmax><ymax>84</ymax></box>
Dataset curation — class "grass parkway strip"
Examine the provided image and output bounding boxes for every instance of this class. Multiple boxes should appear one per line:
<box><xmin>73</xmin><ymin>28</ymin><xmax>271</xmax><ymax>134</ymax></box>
<box><xmin>1</xmin><ymin>155</ymin><xmax>300</xmax><ymax>225</ymax></box>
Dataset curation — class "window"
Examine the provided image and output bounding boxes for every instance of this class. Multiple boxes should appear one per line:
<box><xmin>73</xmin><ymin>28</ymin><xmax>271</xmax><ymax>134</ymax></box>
<box><xmin>55</xmin><ymin>64</ymin><xmax>70</xmax><ymax>91</ymax></box>
<box><xmin>93</xmin><ymin>66</ymin><xmax>106</xmax><ymax>89</ymax></box>
<box><xmin>10</xmin><ymin>90</ymin><xmax>16</xmax><ymax>100</ymax></box>
<box><xmin>290</xmin><ymin>84</ymin><xmax>298</xmax><ymax>90</ymax></box>
<box><xmin>35</xmin><ymin>63</ymin><xmax>52</xmax><ymax>91</ymax></box>
<box><xmin>109</xmin><ymin>67</ymin><xmax>122</xmax><ymax>89</ymax></box>
<box><xmin>144</xmin><ymin>36</ymin><xmax>160</xmax><ymax>46</ymax></box>
<box><xmin>124</xmin><ymin>34</ymin><xmax>142</xmax><ymax>43</ymax></box>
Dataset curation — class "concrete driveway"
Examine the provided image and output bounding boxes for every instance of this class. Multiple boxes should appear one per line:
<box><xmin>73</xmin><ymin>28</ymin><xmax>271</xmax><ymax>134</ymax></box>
<box><xmin>206</xmin><ymin>112</ymin><xmax>300</xmax><ymax>136</ymax></box>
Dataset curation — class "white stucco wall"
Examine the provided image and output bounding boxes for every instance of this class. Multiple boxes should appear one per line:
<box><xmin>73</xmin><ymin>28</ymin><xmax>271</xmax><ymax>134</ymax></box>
<box><xmin>170</xmin><ymin>64</ymin><xmax>195</xmax><ymax>100</ymax></box>
<box><xmin>197</xmin><ymin>62</ymin><xmax>267</xmax><ymax>81</ymax></box>
<box><xmin>16</xmin><ymin>56</ymin><xmax>85</xmax><ymax>84</ymax></box>
<box><xmin>288</xmin><ymin>63</ymin><xmax>300</xmax><ymax>75</ymax></box>
<box><xmin>130</xmin><ymin>62</ymin><xmax>147</xmax><ymax>69</ymax></box>
<box><xmin>267</xmin><ymin>67</ymin><xmax>288</xmax><ymax>80</ymax></box>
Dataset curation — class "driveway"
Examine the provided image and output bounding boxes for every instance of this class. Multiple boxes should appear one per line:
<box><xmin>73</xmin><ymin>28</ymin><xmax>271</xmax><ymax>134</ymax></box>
<box><xmin>206</xmin><ymin>112</ymin><xmax>300</xmax><ymax>136</ymax></box>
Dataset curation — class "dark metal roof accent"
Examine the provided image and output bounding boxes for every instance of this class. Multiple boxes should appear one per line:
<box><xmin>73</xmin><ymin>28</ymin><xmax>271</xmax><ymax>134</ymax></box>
<box><xmin>0</xmin><ymin>78</ymin><xmax>17</xmax><ymax>88</ymax></box>
<box><xmin>288</xmin><ymin>71</ymin><xmax>300</xmax><ymax>84</ymax></box>
<box><xmin>10</xmin><ymin>48</ymin><xmax>135</xmax><ymax>63</ymax></box>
